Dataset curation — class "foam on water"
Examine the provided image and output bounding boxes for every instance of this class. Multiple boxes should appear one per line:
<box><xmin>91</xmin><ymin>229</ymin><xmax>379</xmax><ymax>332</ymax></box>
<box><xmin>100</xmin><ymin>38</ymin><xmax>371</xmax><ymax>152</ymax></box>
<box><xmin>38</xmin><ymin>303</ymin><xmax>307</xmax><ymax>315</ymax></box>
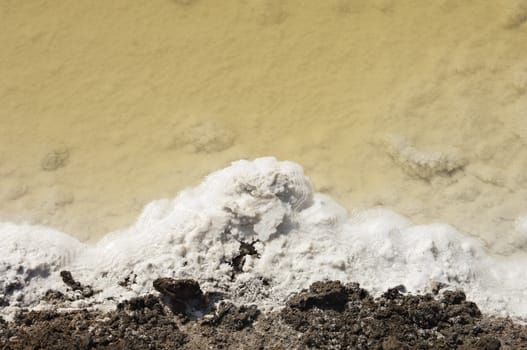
<box><xmin>1</xmin><ymin>158</ymin><xmax>527</xmax><ymax>320</ymax></box>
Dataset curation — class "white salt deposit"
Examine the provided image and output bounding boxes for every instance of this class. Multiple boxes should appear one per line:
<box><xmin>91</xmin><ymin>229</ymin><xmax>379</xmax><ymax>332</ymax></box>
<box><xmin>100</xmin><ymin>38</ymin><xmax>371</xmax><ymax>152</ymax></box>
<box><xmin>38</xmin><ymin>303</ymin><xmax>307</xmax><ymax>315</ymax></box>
<box><xmin>1</xmin><ymin>158</ymin><xmax>527</xmax><ymax>321</ymax></box>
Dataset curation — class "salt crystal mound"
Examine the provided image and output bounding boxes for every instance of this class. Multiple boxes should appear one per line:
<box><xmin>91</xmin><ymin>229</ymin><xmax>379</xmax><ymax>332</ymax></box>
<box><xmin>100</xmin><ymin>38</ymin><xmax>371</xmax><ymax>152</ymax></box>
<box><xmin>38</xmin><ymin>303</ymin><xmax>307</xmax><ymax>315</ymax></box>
<box><xmin>1</xmin><ymin>157</ymin><xmax>527</xmax><ymax>320</ymax></box>
<box><xmin>0</xmin><ymin>222</ymin><xmax>83</xmax><ymax>316</ymax></box>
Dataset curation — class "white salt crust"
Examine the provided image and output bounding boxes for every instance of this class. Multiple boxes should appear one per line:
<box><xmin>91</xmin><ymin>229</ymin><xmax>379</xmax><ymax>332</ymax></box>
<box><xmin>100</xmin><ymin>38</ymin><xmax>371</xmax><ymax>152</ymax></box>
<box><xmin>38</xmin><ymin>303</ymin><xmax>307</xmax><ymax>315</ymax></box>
<box><xmin>1</xmin><ymin>158</ymin><xmax>527</xmax><ymax>320</ymax></box>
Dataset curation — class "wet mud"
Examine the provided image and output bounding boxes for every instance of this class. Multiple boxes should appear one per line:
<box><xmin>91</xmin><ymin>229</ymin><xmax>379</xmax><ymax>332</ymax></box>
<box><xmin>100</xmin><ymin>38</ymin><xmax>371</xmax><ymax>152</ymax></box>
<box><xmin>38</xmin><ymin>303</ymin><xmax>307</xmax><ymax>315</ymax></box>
<box><xmin>2</xmin><ymin>280</ymin><xmax>526</xmax><ymax>349</ymax></box>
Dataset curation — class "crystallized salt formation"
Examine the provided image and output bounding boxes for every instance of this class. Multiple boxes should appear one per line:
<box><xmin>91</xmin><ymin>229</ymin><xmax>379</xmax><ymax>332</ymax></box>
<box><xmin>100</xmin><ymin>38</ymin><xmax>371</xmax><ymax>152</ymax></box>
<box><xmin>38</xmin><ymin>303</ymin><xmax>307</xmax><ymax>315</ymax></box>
<box><xmin>1</xmin><ymin>158</ymin><xmax>527</xmax><ymax>321</ymax></box>
<box><xmin>381</xmin><ymin>135</ymin><xmax>467</xmax><ymax>180</ymax></box>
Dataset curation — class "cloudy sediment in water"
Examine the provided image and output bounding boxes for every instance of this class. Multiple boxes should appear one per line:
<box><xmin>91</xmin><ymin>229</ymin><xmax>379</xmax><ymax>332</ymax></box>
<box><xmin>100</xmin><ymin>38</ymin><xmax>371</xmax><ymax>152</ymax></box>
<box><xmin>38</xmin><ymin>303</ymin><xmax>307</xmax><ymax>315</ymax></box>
<box><xmin>1</xmin><ymin>1</ymin><xmax>527</xmax><ymax>319</ymax></box>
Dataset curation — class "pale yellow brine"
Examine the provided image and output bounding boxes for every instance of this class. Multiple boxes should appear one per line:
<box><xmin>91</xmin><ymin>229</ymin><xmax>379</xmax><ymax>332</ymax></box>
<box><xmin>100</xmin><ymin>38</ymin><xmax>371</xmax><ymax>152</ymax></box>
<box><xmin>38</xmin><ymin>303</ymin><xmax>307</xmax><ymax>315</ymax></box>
<box><xmin>0</xmin><ymin>1</ymin><xmax>526</xmax><ymax>253</ymax></box>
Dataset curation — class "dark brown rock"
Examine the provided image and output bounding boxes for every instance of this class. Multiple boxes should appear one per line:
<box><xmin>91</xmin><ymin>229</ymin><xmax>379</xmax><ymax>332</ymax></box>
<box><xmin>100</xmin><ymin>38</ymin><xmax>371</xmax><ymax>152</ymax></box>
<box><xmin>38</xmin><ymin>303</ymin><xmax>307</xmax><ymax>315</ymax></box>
<box><xmin>230</xmin><ymin>240</ymin><xmax>261</xmax><ymax>276</ymax></box>
<box><xmin>287</xmin><ymin>280</ymin><xmax>348</xmax><ymax>311</ymax></box>
<box><xmin>153</xmin><ymin>278</ymin><xmax>204</xmax><ymax>300</ymax></box>
<box><xmin>60</xmin><ymin>270</ymin><xmax>94</xmax><ymax>298</ymax></box>
<box><xmin>153</xmin><ymin>278</ymin><xmax>209</xmax><ymax>316</ymax></box>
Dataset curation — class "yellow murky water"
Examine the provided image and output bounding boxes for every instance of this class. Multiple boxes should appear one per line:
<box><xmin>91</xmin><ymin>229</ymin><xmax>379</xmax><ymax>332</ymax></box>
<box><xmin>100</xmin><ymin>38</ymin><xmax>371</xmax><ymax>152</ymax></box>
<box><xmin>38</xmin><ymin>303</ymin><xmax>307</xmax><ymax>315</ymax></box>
<box><xmin>1</xmin><ymin>0</ymin><xmax>527</xmax><ymax>251</ymax></box>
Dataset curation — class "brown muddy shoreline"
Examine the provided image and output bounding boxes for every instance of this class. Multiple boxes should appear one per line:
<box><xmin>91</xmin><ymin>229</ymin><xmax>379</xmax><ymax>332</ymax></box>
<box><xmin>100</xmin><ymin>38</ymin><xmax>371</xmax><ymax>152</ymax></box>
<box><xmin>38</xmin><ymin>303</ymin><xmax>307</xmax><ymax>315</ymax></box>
<box><xmin>2</xmin><ymin>280</ymin><xmax>526</xmax><ymax>350</ymax></box>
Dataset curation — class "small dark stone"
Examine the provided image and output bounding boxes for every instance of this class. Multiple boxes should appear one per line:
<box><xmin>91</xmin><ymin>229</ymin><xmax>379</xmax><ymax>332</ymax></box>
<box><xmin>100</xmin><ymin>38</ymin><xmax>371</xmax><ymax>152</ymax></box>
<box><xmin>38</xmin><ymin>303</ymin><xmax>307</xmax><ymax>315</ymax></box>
<box><xmin>230</xmin><ymin>240</ymin><xmax>261</xmax><ymax>277</ymax></box>
<box><xmin>153</xmin><ymin>278</ymin><xmax>204</xmax><ymax>301</ymax></box>
<box><xmin>153</xmin><ymin>278</ymin><xmax>208</xmax><ymax>316</ymax></box>
<box><xmin>60</xmin><ymin>270</ymin><xmax>95</xmax><ymax>298</ymax></box>
<box><xmin>287</xmin><ymin>280</ymin><xmax>348</xmax><ymax>311</ymax></box>
<box><xmin>60</xmin><ymin>270</ymin><xmax>83</xmax><ymax>291</ymax></box>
